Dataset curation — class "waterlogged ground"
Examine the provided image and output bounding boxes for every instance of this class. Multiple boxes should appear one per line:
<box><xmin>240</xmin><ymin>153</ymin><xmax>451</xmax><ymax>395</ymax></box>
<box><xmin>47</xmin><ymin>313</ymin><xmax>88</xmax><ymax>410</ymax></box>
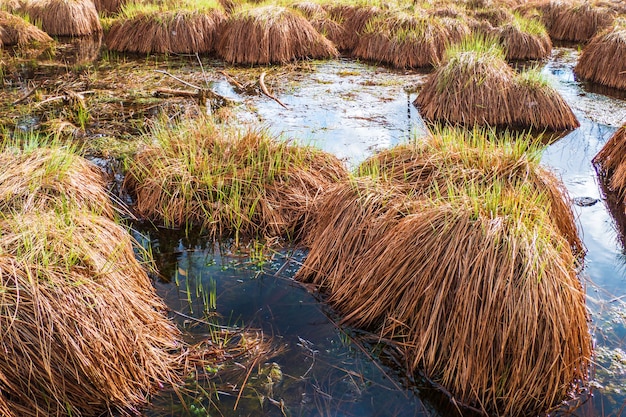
<box><xmin>3</xmin><ymin>42</ymin><xmax>626</xmax><ymax>416</ymax></box>
<box><xmin>132</xmin><ymin>49</ymin><xmax>626</xmax><ymax>416</ymax></box>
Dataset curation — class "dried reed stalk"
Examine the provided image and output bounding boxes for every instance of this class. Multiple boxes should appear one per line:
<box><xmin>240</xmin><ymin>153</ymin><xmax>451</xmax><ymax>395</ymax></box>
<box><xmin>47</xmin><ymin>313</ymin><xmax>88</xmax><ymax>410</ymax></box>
<box><xmin>216</xmin><ymin>5</ymin><xmax>338</xmax><ymax>65</ymax></box>
<box><xmin>26</xmin><ymin>0</ymin><xmax>102</xmax><ymax>36</ymax></box>
<box><xmin>354</xmin><ymin>11</ymin><xmax>470</xmax><ymax>68</ymax></box>
<box><xmin>106</xmin><ymin>9</ymin><xmax>226</xmax><ymax>54</ymax></box>
<box><xmin>0</xmin><ymin>10</ymin><xmax>52</xmax><ymax>45</ymax></box>
<box><xmin>0</xmin><ymin>210</ymin><xmax>183</xmax><ymax>416</ymax></box>
<box><xmin>574</xmin><ymin>18</ymin><xmax>626</xmax><ymax>90</ymax></box>
<box><xmin>0</xmin><ymin>146</ymin><xmax>114</xmax><ymax>217</ymax></box>
<box><xmin>124</xmin><ymin>117</ymin><xmax>347</xmax><ymax>242</ymax></box>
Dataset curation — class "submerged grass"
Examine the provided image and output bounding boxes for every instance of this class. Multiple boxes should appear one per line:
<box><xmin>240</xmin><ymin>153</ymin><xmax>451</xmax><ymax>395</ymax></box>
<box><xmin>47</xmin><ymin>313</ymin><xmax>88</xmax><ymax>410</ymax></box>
<box><xmin>123</xmin><ymin>116</ymin><xmax>348</xmax><ymax>244</ymax></box>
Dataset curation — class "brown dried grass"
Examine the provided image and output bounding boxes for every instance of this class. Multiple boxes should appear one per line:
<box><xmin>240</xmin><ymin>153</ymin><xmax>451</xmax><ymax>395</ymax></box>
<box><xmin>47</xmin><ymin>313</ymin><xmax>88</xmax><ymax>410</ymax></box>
<box><xmin>0</xmin><ymin>0</ymin><xmax>22</xmax><ymax>12</ymax></box>
<box><xmin>123</xmin><ymin>117</ymin><xmax>348</xmax><ymax>243</ymax></box>
<box><xmin>0</xmin><ymin>209</ymin><xmax>183</xmax><ymax>416</ymax></box>
<box><xmin>92</xmin><ymin>0</ymin><xmax>123</xmax><ymax>15</ymax></box>
<box><xmin>574</xmin><ymin>18</ymin><xmax>626</xmax><ymax>90</ymax></box>
<box><xmin>593</xmin><ymin>124</ymin><xmax>626</xmax><ymax>203</ymax></box>
<box><xmin>325</xmin><ymin>192</ymin><xmax>590</xmax><ymax>416</ymax></box>
<box><xmin>216</xmin><ymin>5</ymin><xmax>338</xmax><ymax>65</ymax></box>
<box><xmin>0</xmin><ymin>10</ymin><xmax>52</xmax><ymax>46</ymax></box>
<box><xmin>353</xmin><ymin>11</ymin><xmax>470</xmax><ymax>69</ymax></box>
<box><xmin>292</xmin><ymin>2</ymin><xmax>350</xmax><ymax>50</ymax></box>
<box><xmin>324</xmin><ymin>4</ymin><xmax>381</xmax><ymax>52</ymax></box>
<box><xmin>511</xmin><ymin>68</ymin><xmax>580</xmax><ymax>130</ymax></box>
<box><xmin>541</xmin><ymin>0</ymin><xmax>615</xmax><ymax>42</ymax></box>
<box><xmin>496</xmin><ymin>15</ymin><xmax>552</xmax><ymax>60</ymax></box>
<box><xmin>296</xmin><ymin>178</ymin><xmax>410</xmax><ymax>289</ymax></box>
<box><xmin>357</xmin><ymin>128</ymin><xmax>584</xmax><ymax>255</ymax></box>
<box><xmin>0</xmin><ymin>146</ymin><xmax>114</xmax><ymax>217</ymax></box>
<box><xmin>25</xmin><ymin>0</ymin><xmax>102</xmax><ymax>36</ymax></box>
<box><xmin>106</xmin><ymin>9</ymin><xmax>226</xmax><ymax>54</ymax></box>
<box><xmin>415</xmin><ymin>37</ymin><xmax>578</xmax><ymax>130</ymax></box>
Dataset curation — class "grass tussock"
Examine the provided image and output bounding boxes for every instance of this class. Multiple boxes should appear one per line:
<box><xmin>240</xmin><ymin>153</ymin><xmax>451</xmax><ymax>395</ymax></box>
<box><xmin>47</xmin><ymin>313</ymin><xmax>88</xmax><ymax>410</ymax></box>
<box><xmin>105</xmin><ymin>3</ymin><xmax>226</xmax><ymax>54</ymax></box>
<box><xmin>0</xmin><ymin>145</ymin><xmax>114</xmax><ymax>217</ymax></box>
<box><xmin>0</xmin><ymin>10</ymin><xmax>52</xmax><ymax>46</ymax></box>
<box><xmin>320</xmin><ymin>189</ymin><xmax>589</xmax><ymax>417</ymax></box>
<box><xmin>0</xmin><ymin>210</ymin><xmax>183</xmax><ymax>416</ymax></box>
<box><xmin>216</xmin><ymin>5</ymin><xmax>338</xmax><ymax>65</ymax></box>
<box><xmin>298</xmin><ymin>127</ymin><xmax>590</xmax><ymax>416</ymax></box>
<box><xmin>292</xmin><ymin>2</ymin><xmax>350</xmax><ymax>51</ymax></box>
<box><xmin>593</xmin><ymin>124</ymin><xmax>626</xmax><ymax>201</ymax></box>
<box><xmin>574</xmin><ymin>17</ymin><xmax>626</xmax><ymax>90</ymax></box>
<box><xmin>496</xmin><ymin>13</ymin><xmax>552</xmax><ymax>60</ymax></box>
<box><xmin>353</xmin><ymin>10</ymin><xmax>470</xmax><ymax>68</ymax></box>
<box><xmin>93</xmin><ymin>0</ymin><xmax>123</xmax><ymax>15</ymax></box>
<box><xmin>123</xmin><ymin>116</ymin><xmax>348</xmax><ymax>243</ymax></box>
<box><xmin>25</xmin><ymin>0</ymin><xmax>102</xmax><ymax>36</ymax></box>
<box><xmin>541</xmin><ymin>0</ymin><xmax>615</xmax><ymax>42</ymax></box>
<box><xmin>324</xmin><ymin>3</ymin><xmax>381</xmax><ymax>51</ymax></box>
<box><xmin>414</xmin><ymin>36</ymin><xmax>579</xmax><ymax>130</ymax></box>
<box><xmin>357</xmin><ymin>127</ymin><xmax>583</xmax><ymax>254</ymax></box>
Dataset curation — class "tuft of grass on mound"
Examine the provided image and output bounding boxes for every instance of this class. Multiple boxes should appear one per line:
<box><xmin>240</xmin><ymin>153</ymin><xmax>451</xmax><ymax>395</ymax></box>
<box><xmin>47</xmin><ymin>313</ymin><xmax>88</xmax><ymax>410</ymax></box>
<box><xmin>123</xmin><ymin>116</ymin><xmax>348</xmax><ymax>244</ymax></box>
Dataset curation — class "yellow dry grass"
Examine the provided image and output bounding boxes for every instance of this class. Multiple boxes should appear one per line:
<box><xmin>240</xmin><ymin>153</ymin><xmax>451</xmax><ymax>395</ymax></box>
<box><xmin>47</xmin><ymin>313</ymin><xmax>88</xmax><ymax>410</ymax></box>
<box><xmin>25</xmin><ymin>0</ymin><xmax>102</xmax><ymax>36</ymax></box>
<box><xmin>298</xmin><ymin>128</ymin><xmax>591</xmax><ymax>416</ymax></box>
<box><xmin>0</xmin><ymin>10</ymin><xmax>52</xmax><ymax>46</ymax></box>
<box><xmin>216</xmin><ymin>5</ymin><xmax>338</xmax><ymax>65</ymax></box>
<box><xmin>575</xmin><ymin>18</ymin><xmax>626</xmax><ymax>90</ymax></box>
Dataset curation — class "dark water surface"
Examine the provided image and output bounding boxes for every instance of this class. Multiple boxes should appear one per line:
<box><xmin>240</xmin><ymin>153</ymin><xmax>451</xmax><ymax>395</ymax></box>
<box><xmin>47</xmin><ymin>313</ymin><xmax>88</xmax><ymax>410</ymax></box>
<box><xmin>141</xmin><ymin>48</ymin><xmax>626</xmax><ymax>416</ymax></box>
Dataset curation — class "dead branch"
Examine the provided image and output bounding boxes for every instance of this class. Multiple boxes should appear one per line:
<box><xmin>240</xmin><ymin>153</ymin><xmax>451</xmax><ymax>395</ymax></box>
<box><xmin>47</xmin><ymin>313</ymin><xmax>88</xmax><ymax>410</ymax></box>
<box><xmin>259</xmin><ymin>72</ymin><xmax>288</xmax><ymax>110</ymax></box>
<box><xmin>12</xmin><ymin>82</ymin><xmax>41</xmax><ymax>105</ymax></box>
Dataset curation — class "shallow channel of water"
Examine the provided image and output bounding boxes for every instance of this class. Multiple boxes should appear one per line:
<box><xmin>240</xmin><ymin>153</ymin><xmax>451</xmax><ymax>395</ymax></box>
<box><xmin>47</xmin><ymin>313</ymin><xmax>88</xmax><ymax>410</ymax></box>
<box><xmin>134</xmin><ymin>48</ymin><xmax>626</xmax><ymax>416</ymax></box>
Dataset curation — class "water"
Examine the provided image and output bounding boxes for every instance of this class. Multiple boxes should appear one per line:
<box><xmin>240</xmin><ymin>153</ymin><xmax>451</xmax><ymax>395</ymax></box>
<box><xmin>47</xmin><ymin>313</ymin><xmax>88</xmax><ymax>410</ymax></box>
<box><xmin>133</xmin><ymin>48</ymin><xmax>626</xmax><ymax>416</ymax></box>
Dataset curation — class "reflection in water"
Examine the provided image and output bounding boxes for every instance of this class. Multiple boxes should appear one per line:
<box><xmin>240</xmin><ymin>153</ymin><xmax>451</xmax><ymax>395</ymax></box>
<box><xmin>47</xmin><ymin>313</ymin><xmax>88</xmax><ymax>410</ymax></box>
<box><xmin>140</xmin><ymin>228</ymin><xmax>474</xmax><ymax>417</ymax></box>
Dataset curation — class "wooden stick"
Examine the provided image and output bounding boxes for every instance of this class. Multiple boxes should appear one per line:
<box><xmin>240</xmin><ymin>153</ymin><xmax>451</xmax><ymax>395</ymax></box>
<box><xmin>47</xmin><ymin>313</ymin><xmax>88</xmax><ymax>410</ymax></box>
<box><xmin>259</xmin><ymin>72</ymin><xmax>288</xmax><ymax>110</ymax></box>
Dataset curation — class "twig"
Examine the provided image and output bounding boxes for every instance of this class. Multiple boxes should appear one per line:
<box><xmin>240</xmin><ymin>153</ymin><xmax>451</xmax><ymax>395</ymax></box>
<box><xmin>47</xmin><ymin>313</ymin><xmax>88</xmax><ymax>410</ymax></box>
<box><xmin>34</xmin><ymin>90</ymin><xmax>94</xmax><ymax>108</ymax></box>
<box><xmin>219</xmin><ymin>70</ymin><xmax>244</xmax><ymax>89</ymax></box>
<box><xmin>154</xmin><ymin>69</ymin><xmax>203</xmax><ymax>90</ymax></box>
<box><xmin>259</xmin><ymin>72</ymin><xmax>288</xmax><ymax>109</ymax></box>
<box><xmin>12</xmin><ymin>82</ymin><xmax>41</xmax><ymax>105</ymax></box>
<box><xmin>155</xmin><ymin>88</ymin><xmax>198</xmax><ymax>98</ymax></box>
